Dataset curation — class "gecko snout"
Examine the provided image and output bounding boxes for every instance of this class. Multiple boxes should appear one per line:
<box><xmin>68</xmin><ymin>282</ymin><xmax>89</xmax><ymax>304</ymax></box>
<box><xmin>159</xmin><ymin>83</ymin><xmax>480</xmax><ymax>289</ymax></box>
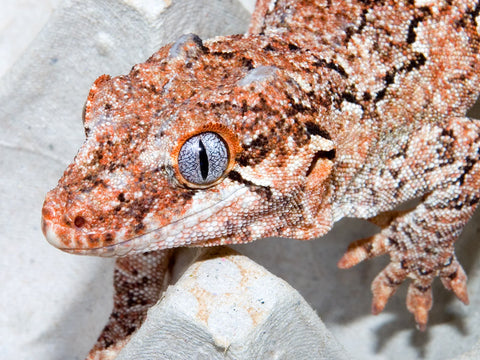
<box><xmin>41</xmin><ymin>200</ymin><xmax>66</xmax><ymax>250</ymax></box>
<box><xmin>41</xmin><ymin>196</ymin><xmax>90</xmax><ymax>251</ymax></box>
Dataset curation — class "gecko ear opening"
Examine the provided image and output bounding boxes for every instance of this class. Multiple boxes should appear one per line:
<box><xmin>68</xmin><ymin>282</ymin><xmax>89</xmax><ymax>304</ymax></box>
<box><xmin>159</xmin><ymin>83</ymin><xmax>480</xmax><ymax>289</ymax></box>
<box><xmin>305</xmin><ymin>135</ymin><xmax>336</xmax><ymax>192</ymax></box>
<box><xmin>82</xmin><ymin>74</ymin><xmax>112</xmax><ymax>135</ymax></box>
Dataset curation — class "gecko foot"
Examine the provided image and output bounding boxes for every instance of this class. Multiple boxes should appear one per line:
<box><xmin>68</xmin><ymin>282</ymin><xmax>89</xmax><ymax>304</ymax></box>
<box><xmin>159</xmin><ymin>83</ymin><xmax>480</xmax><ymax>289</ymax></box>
<box><xmin>338</xmin><ymin>233</ymin><xmax>469</xmax><ymax>330</ymax></box>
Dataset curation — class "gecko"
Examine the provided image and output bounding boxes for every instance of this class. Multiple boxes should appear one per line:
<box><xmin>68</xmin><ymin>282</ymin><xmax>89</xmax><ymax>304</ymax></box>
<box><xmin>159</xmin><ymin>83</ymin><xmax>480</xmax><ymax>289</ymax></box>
<box><xmin>41</xmin><ymin>0</ymin><xmax>480</xmax><ymax>358</ymax></box>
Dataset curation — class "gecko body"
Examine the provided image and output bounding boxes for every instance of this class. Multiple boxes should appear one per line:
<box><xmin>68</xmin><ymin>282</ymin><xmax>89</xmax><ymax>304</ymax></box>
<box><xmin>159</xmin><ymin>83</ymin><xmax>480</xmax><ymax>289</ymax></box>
<box><xmin>42</xmin><ymin>0</ymin><xmax>480</xmax><ymax>357</ymax></box>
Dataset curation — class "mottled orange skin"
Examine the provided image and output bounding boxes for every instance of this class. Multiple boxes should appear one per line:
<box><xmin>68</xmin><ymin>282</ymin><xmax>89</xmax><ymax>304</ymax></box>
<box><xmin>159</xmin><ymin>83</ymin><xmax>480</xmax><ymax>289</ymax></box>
<box><xmin>42</xmin><ymin>0</ymin><xmax>480</xmax><ymax>357</ymax></box>
<box><xmin>42</xmin><ymin>35</ymin><xmax>342</xmax><ymax>256</ymax></box>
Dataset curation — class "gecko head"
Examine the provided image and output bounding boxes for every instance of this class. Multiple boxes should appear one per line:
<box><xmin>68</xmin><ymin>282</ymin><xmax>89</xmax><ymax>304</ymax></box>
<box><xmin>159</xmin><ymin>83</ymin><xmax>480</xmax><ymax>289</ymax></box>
<box><xmin>41</xmin><ymin>34</ymin><xmax>336</xmax><ymax>256</ymax></box>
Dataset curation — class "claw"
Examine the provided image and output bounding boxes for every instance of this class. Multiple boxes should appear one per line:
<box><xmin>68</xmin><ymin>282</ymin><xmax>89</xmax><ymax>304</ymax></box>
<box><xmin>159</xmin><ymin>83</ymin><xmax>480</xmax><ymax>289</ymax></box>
<box><xmin>371</xmin><ymin>263</ymin><xmax>407</xmax><ymax>315</ymax></box>
<box><xmin>406</xmin><ymin>283</ymin><xmax>433</xmax><ymax>331</ymax></box>
<box><xmin>337</xmin><ymin>234</ymin><xmax>388</xmax><ymax>269</ymax></box>
<box><xmin>441</xmin><ymin>260</ymin><xmax>469</xmax><ymax>305</ymax></box>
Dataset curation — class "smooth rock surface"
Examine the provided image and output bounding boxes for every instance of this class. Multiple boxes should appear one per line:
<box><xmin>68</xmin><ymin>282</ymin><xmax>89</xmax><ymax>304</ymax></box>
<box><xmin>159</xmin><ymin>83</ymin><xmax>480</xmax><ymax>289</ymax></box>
<box><xmin>116</xmin><ymin>247</ymin><xmax>348</xmax><ymax>360</ymax></box>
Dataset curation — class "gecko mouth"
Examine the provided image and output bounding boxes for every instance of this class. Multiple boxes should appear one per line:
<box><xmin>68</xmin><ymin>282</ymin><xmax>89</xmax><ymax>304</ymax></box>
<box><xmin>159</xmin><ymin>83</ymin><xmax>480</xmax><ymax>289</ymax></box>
<box><xmin>42</xmin><ymin>186</ymin><xmax>248</xmax><ymax>257</ymax></box>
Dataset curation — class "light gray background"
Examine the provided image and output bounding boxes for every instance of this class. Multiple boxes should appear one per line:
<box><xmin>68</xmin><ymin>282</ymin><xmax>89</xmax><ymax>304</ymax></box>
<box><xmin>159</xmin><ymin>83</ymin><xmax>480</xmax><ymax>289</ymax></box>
<box><xmin>1</xmin><ymin>1</ymin><xmax>480</xmax><ymax>359</ymax></box>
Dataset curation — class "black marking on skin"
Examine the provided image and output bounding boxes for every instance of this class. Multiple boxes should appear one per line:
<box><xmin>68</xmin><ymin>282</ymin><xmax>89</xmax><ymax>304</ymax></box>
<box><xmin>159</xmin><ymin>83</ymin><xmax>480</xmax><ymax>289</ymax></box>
<box><xmin>104</xmin><ymin>233</ymin><xmax>114</xmax><ymax>243</ymax></box>
<box><xmin>237</xmin><ymin>134</ymin><xmax>270</xmax><ymax>167</ymax></box>
<box><xmin>404</xmin><ymin>52</ymin><xmax>426</xmax><ymax>72</ymax></box>
<box><xmin>374</xmin><ymin>52</ymin><xmax>427</xmax><ymax>102</ymax></box>
<box><xmin>415</xmin><ymin>285</ymin><xmax>431</xmax><ymax>292</ymax></box>
<box><xmin>241</xmin><ymin>100</ymin><xmax>249</xmax><ymax>115</ymax></box>
<box><xmin>263</xmin><ymin>44</ymin><xmax>276</xmax><ymax>52</ymax></box>
<box><xmin>462</xmin><ymin>1</ymin><xmax>480</xmax><ymax>27</ymax></box>
<box><xmin>211</xmin><ymin>51</ymin><xmax>235</xmax><ymax>60</ymax></box>
<box><xmin>250</xmin><ymin>96</ymin><xmax>281</xmax><ymax>115</ymax></box>
<box><xmin>124</xmin><ymin>197</ymin><xmax>155</xmax><ymax>226</ymax></box>
<box><xmin>407</xmin><ymin>16</ymin><xmax>421</xmax><ymax>44</ymax></box>
<box><xmin>288</xmin><ymin>43</ymin><xmax>300</xmax><ymax>51</ymax></box>
<box><xmin>344</xmin><ymin>8</ymin><xmax>368</xmax><ymax>43</ymax></box>
<box><xmin>456</xmin><ymin>156</ymin><xmax>478</xmax><ymax>185</ymax></box>
<box><xmin>312</xmin><ymin>57</ymin><xmax>348</xmax><ymax>78</ymax></box>
<box><xmin>357</xmin><ymin>8</ymin><xmax>368</xmax><ymax>33</ymax></box>
<box><xmin>103</xmin><ymin>338</ymin><xmax>114</xmax><ymax>348</ymax></box>
<box><xmin>406</xmin><ymin>7</ymin><xmax>433</xmax><ymax>44</ymax></box>
<box><xmin>108</xmin><ymin>162</ymin><xmax>126</xmax><ymax>172</ymax></box>
<box><xmin>341</xmin><ymin>91</ymin><xmax>361</xmax><ymax>105</ymax></box>
<box><xmin>448</xmin><ymin>270</ymin><xmax>458</xmax><ymax>280</ymax></box>
<box><xmin>241</xmin><ymin>57</ymin><xmax>254</xmax><ymax>70</ymax></box>
<box><xmin>418</xmin><ymin>267</ymin><xmax>433</xmax><ymax>276</ymax></box>
<box><xmin>385</xmin><ymin>274</ymin><xmax>403</xmax><ymax>286</ymax></box>
<box><xmin>423</xmin><ymin>246</ymin><xmax>433</xmax><ymax>254</ymax></box>
<box><xmin>180</xmin><ymin>190</ymin><xmax>196</xmax><ymax>201</ymax></box>
<box><xmin>375</xmin><ymin>88</ymin><xmax>387</xmax><ymax>101</ymax></box>
<box><xmin>388</xmin><ymin>236</ymin><xmax>399</xmax><ymax>248</ymax></box>
<box><xmin>384</xmin><ymin>71</ymin><xmax>395</xmax><ymax>86</ymax></box>
<box><xmin>285</xmin><ymin>100</ymin><xmax>314</xmax><ymax>117</ymax></box>
<box><xmin>200</xmin><ymin>99</ymin><xmax>238</xmax><ymax>115</ymax></box>
<box><xmin>305</xmin><ymin>121</ymin><xmax>331</xmax><ymax>139</ymax></box>
<box><xmin>77</xmin><ymin>176</ymin><xmax>109</xmax><ymax>194</ymax></box>
<box><xmin>149</xmin><ymin>84</ymin><xmax>158</xmax><ymax>94</ymax></box>
<box><xmin>228</xmin><ymin>170</ymin><xmax>272</xmax><ymax>200</ymax></box>
<box><xmin>441</xmin><ymin>128</ymin><xmax>455</xmax><ymax>139</ymax></box>
<box><xmin>363</xmin><ymin>92</ymin><xmax>372</xmax><ymax>101</ymax></box>
<box><xmin>468</xmin><ymin>195</ymin><xmax>480</xmax><ymax>207</ymax></box>
<box><xmin>318</xmin><ymin>149</ymin><xmax>336</xmax><ymax>160</ymax></box>
<box><xmin>390</xmin><ymin>169</ymin><xmax>400</xmax><ymax>179</ymax></box>
<box><xmin>134</xmin><ymin>223</ymin><xmax>145</xmax><ymax>233</ymax></box>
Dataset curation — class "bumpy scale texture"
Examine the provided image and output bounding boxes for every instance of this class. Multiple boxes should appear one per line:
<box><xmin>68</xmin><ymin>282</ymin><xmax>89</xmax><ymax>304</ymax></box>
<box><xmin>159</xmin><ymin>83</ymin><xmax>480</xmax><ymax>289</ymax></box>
<box><xmin>42</xmin><ymin>0</ymin><xmax>480</xmax><ymax>358</ymax></box>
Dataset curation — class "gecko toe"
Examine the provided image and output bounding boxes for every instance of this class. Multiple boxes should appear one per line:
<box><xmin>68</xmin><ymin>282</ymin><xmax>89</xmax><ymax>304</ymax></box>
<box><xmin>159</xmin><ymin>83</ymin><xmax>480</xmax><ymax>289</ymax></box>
<box><xmin>440</xmin><ymin>259</ymin><xmax>469</xmax><ymax>305</ymax></box>
<box><xmin>371</xmin><ymin>263</ymin><xmax>407</xmax><ymax>315</ymax></box>
<box><xmin>406</xmin><ymin>282</ymin><xmax>433</xmax><ymax>331</ymax></box>
<box><xmin>338</xmin><ymin>234</ymin><xmax>388</xmax><ymax>269</ymax></box>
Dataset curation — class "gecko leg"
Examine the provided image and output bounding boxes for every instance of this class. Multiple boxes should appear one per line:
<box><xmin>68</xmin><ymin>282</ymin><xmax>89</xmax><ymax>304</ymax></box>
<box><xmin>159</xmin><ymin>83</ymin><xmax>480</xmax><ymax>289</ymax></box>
<box><xmin>339</xmin><ymin>117</ymin><xmax>480</xmax><ymax>330</ymax></box>
<box><xmin>86</xmin><ymin>249</ymin><xmax>175</xmax><ymax>360</ymax></box>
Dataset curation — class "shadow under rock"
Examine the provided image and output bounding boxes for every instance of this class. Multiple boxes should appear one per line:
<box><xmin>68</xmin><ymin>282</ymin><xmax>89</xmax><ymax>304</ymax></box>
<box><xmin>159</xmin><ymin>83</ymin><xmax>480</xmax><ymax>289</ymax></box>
<box><xmin>234</xmin><ymin>217</ymin><xmax>386</xmax><ymax>326</ymax></box>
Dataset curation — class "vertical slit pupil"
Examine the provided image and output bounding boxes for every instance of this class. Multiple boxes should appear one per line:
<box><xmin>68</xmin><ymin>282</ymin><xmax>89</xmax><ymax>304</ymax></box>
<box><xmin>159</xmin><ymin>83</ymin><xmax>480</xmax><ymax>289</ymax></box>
<box><xmin>198</xmin><ymin>139</ymin><xmax>209</xmax><ymax>180</ymax></box>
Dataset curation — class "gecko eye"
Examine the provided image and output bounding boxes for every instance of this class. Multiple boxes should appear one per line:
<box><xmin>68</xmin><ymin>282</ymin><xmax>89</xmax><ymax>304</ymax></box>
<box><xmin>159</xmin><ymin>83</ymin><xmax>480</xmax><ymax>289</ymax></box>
<box><xmin>177</xmin><ymin>132</ymin><xmax>229</xmax><ymax>187</ymax></box>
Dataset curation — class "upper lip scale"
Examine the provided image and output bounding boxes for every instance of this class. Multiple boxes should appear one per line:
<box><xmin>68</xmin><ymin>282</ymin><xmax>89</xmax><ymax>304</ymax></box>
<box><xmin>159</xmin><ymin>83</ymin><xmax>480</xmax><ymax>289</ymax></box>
<box><xmin>42</xmin><ymin>185</ymin><xmax>247</xmax><ymax>256</ymax></box>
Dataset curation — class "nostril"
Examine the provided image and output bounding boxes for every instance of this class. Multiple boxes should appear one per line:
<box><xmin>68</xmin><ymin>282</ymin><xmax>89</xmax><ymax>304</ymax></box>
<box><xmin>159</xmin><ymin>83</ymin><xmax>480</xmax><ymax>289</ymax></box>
<box><xmin>74</xmin><ymin>215</ymin><xmax>86</xmax><ymax>228</ymax></box>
